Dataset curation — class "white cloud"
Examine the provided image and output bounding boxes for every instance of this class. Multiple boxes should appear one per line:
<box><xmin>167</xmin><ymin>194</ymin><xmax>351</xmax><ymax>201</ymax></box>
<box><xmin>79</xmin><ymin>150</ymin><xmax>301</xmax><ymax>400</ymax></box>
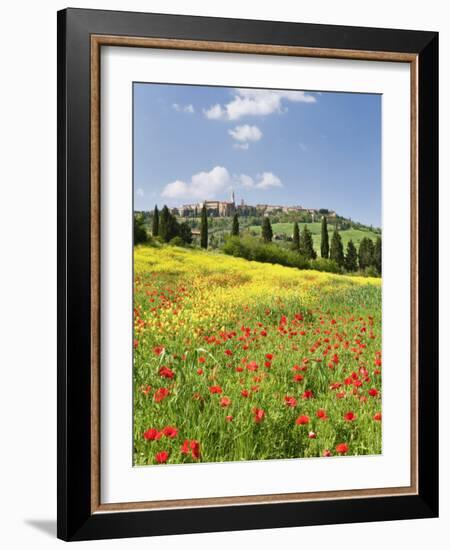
<box><xmin>254</xmin><ymin>172</ymin><xmax>283</xmax><ymax>189</ymax></box>
<box><xmin>172</xmin><ymin>103</ymin><xmax>195</xmax><ymax>113</ymax></box>
<box><xmin>136</xmin><ymin>187</ymin><xmax>145</xmax><ymax>197</ymax></box>
<box><xmin>161</xmin><ymin>166</ymin><xmax>232</xmax><ymax>201</ymax></box>
<box><xmin>204</xmin><ymin>88</ymin><xmax>316</xmax><ymax>121</ymax></box>
<box><xmin>237</xmin><ymin>172</ymin><xmax>283</xmax><ymax>190</ymax></box>
<box><xmin>228</xmin><ymin>124</ymin><xmax>262</xmax><ymax>144</ymax></box>
<box><xmin>238</xmin><ymin>174</ymin><xmax>255</xmax><ymax>188</ymax></box>
<box><xmin>161</xmin><ymin>167</ymin><xmax>283</xmax><ymax>202</ymax></box>
<box><xmin>161</xmin><ymin>180</ymin><xmax>190</xmax><ymax>200</ymax></box>
<box><xmin>203</xmin><ymin>104</ymin><xmax>225</xmax><ymax>119</ymax></box>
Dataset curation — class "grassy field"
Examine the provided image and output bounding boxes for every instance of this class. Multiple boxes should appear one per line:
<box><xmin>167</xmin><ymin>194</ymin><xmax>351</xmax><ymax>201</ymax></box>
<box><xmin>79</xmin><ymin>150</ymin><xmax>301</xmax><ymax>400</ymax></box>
<box><xmin>134</xmin><ymin>245</ymin><xmax>382</xmax><ymax>466</ymax></box>
<box><xmin>247</xmin><ymin>222</ymin><xmax>380</xmax><ymax>252</ymax></box>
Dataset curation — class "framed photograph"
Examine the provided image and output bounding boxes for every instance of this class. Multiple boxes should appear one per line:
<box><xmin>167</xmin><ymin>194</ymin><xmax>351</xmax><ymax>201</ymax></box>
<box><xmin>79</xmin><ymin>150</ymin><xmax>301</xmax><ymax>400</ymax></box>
<box><xmin>57</xmin><ymin>8</ymin><xmax>438</xmax><ymax>541</ymax></box>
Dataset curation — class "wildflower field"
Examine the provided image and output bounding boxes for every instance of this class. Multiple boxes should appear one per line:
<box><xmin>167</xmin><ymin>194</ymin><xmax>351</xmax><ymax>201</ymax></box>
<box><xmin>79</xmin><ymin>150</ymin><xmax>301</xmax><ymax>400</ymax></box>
<box><xmin>134</xmin><ymin>245</ymin><xmax>382</xmax><ymax>466</ymax></box>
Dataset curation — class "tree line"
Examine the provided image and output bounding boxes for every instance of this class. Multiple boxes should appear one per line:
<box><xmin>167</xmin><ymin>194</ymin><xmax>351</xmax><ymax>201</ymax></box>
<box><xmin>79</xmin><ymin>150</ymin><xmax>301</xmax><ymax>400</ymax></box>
<box><xmin>134</xmin><ymin>205</ymin><xmax>193</xmax><ymax>245</ymax></box>
<box><xmin>259</xmin><ymin>215</ymin><xmax>381</xmax><ymax>275</ymax></box>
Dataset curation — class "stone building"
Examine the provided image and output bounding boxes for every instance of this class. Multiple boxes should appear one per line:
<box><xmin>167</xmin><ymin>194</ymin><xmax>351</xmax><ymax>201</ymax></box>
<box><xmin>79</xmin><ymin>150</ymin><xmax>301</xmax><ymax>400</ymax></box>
<box><xmin>176</xmin><ymin>191</ymin><xmax>236</xmax><ymax>217</ymax></box>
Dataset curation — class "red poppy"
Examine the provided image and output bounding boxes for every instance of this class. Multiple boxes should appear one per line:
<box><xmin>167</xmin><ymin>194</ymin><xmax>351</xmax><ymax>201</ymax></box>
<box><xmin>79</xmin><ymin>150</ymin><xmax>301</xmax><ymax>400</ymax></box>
<box><xmin>293</xmin><ymin>374</ymin><xmax>304</xmax><ymax>383</ymax></box>
<box><xmin>209</xmin><ymin>385</ymin><xmax>223</xmax><ymax>394</ymax></box>
<box><xmin>295</xmin><ymin>415</ymin><xmax>310</xmax><ymax>425</ymax></box>
<box><xmin>155</xmin><ymin>451</ymin><xmax>169</xmax><ymax>464</ymax></box>
<box><xmin>316</xmin><ymin>409</ymin><xmax>328</xmax><ymax>420</ymax></box>
<box><xmin>225</xmin><ymin>349</ymin><xmax>233</xmax><ymax>356</ymax></box>
<box><xmin>162</xmin><ymin>426</ymin><xmax>178</xmax><ymax>438</ymax></box>
<box><xmin>246</xmin><ymin>361</ymin><xmax>259</xmax><ymax>372</ymax></box>
<box><xmin>265</xmin><ymin>353</ymin><xmax>273</xmax><ymax>360</ymax></box>
<box><xmin>225</xmin><ymin>415</ymin><xmax>233</xmax><ymax>422</ymax></box>
<box><xmin>133</xmin><ymin>339</ymin><xmax>139</xmax><ymax>349</ymax></box>
<box><xmin>302</xmin><ymin>390</ymin><xmax>314</xmax><ymax>399</ymax></box>
<box><xmin>190</xmin><ymin>440</ymin><xmax>201</xmax><ymax>459</ymax></box>
<box><xmin>323</xmin><ymin>449</ymin><xmax>332</xmax><ymax>457</ymax></box>
<box><xmin>158</xmin><ymin>365</ymin><xmax>175</xmax><ymax>379</ymax></box>
<box><xmin>335</xmin><ymin>443</ymin><xmax>349</xmax><ymax>454</ymax></box>
<box><xmin>241</xmin><ymin>389</ymin><xmax>249</xmax><ymax>398</ymax></box>
<box><xmin>368</xmin><ymin>388</ymin><xmax>379</xmax><ymax>397</ymax></box>
<box><xmin>373</xmin><ymin>412</ymin><xmax>382</xmax><ymax>421</ymax></box>
<box><xmin>154</xmin><ymin>387</ymin><xmax>170</xmax><ymax>403</ymax></box>
<box><xmin>153</xmin><ymin>346</ymin><xmax>165</xmax><ymax>356</ymax></box>
<box><xmin>284</xmin><ymin>396</ymin><xmax>297</xmax><ymax>407</ymax></box>
<box><xmin>198</xmin><ymin>356</ymin><xmax>206</xmax><ymax>364</ymax></box>
<box><xmin>253</xmin><ymin>408</ymin><xmax>265</xmax><ymax>423</ymax></box>
<box><xmin>220</xmin><ymin>396</ymin><xmax>231</xmax><ymax>407</ymax></box>
<box><xmin>180</xmin><ymin>439</ymin><xmax>190</xmax><ymax>455</ymax></box>
<box><xmin>344</xmin><ymin>411</ymin><xmax>357</xmax><ymax>422</ymax></box>
<box><xmin>308</xmin><ymin>431</ymin><xmax>317</xmax><ymax>439</ymax></box>
<box><xmin>143</xmin><ymin>428</ymin><xmax>162</xmax><ymax>441</ymax></box>
<box><xmin>197</xmin><ymin>368</ymin><xmax>203</xmax><ymax>375</ymax></box>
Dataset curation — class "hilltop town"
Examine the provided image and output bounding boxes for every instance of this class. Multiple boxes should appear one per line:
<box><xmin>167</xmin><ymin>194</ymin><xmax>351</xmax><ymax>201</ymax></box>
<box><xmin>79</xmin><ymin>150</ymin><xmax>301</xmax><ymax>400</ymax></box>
<box><xmin>168</xmin><ymin>191</ymin><xmax>337</xmax><ymax>221</ymax></box>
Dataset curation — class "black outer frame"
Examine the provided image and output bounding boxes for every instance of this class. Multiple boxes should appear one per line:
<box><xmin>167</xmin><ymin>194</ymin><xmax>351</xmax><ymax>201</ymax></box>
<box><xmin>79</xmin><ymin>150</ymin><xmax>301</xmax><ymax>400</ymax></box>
<box><xmin>57</xmin><ymin>8</ymin><xmax>439</xmax><ymax>542</ymax></box>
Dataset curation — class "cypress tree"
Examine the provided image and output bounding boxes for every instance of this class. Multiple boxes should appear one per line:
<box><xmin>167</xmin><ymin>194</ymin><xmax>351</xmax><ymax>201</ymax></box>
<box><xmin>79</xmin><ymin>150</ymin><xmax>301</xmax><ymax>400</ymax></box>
<box><xmin>231</xmin><ymin>213</ymin><xmax>240</xmax><ymax>237</ymax></box>
<box><xmin>292</xmin><ymin>222</ymin><xmax>300</xmax><ymax>251</ymax></box>
<box><xmin>179</xmin><ymin>222</ymin><xmax>193</xmax><ymax>244</ymax></box>
<box><xmin>374</xmin><ymin>236</ymin><xmax>382</xmax><ymax>274</ymax></box>
<box><xmin>261</xmin><ymin>217</ymin><xmax>273</xmax><ymax>243</ymax></box>
<box><xmin>152</xmin><ymin>205</ymin><xmax>159</xmax><ymax>237</ymax></box>
<box><xmin>320</xmin><ymin>216</ymin><xmax>329</xmax><ymax>258</ymax></box>
<box><xmin>200</xmin><ymin>204</ymin><xmax>208</xmax><ymax>249</ymax></box>
<box><xmin>330</xmin><ymin>229</ymin><xmax>345</xmax><ymax>267</ymax></box>
<box><xmin>299</xmin><ymin>225</ymin><xmax>317</xmax><ymax>259</ymax></box>
<box><xmin>159</xmin><ymin>205</ymin><xmax>170</xmax><ymax>242</ymax></box>
<box><xmin>166</xmin><ymin>212</ymin><xmax>180</xmax><ymax>241</ymax></box>
<box><xmin>358</xmin><ymin>237</ymin><xmax>375</xmax><ymax>270</ymax></box>
<box><xmin>358</xmin><ymin>238</ymin><xmax>367</xmax><ymax>270</ymax></box>
<box><xmin>344</xmin><ymin>239</ymin><xmax>358</xmax><ymax>272</ymax></box>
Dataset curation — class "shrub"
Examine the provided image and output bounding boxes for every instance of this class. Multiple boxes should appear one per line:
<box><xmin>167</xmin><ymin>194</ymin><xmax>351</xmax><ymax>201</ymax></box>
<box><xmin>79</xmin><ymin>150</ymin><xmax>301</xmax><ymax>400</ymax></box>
<box><xmin>134</xmin><ymin>214</ymin><xmax>148</xmax><ymax>244</ymax></box>
<box><xmin>310</xmin><ymin>258</ymin><xmax>341</xmax><ymax>273</ymax></box>
<box><xmin>364</xmin><ymin>266</ymin><xmax>380</xmax><ymax>278</ymax></box>
<box><xmin>169</xmin><ymin>236</ymin><xmax>187</xmax><ymax>247</ymax></box>
<box><xmin>222</xmin><ymin>237</ymin><xmax>310</xmax><ymax>270</ymax></box>
<box><xmin>222</xmin><ymin>236</ymin><xmax>252</xmax><ymax>260</ymax></box>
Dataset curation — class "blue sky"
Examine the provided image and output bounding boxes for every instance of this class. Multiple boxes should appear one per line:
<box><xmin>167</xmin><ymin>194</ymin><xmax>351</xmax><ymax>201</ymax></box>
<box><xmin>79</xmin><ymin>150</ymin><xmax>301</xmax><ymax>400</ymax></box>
<box><xmin>134</xmin><ymin>83</ymin><xmax>381</xmax><ymax>227</ymax></box>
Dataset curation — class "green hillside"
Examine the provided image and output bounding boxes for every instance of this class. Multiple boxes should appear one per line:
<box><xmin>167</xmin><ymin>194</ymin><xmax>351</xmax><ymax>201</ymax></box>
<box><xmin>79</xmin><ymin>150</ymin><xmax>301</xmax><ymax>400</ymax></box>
<box><xmin>247</xmin><ymin>222</ymin><xmax>380</xmax><ymax>253</ymax></box>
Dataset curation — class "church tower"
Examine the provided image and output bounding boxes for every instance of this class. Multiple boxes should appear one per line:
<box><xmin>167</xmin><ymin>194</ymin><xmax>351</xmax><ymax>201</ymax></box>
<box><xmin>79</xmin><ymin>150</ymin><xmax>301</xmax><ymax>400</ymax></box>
<box><xmin>231</xmin><ymin>189</ymin><xmax>235</xmax><ymax>205</ymax></box>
